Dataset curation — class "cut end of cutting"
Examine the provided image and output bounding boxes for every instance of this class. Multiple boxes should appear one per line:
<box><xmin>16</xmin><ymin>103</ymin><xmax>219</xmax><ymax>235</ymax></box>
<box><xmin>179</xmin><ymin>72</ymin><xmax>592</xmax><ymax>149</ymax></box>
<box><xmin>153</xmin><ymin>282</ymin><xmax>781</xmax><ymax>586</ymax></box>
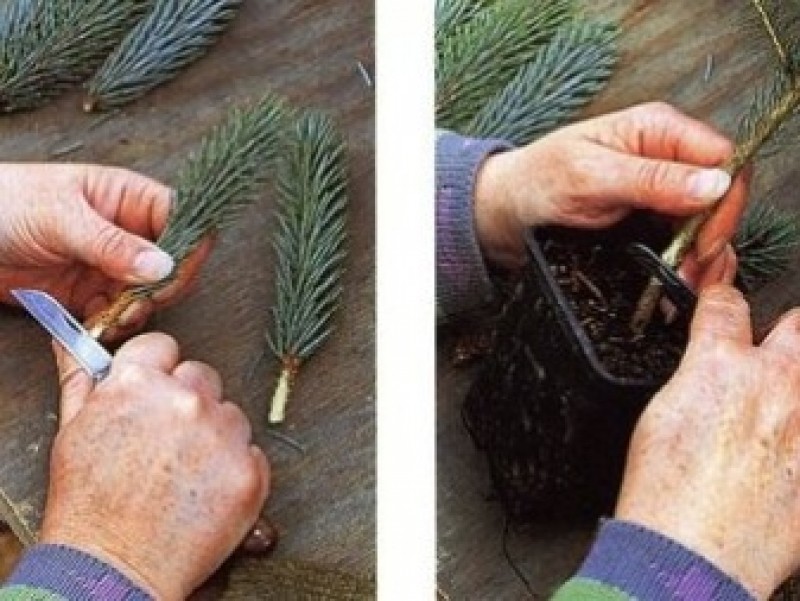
<box><xmin>268</xmin><ymin>367</ymin><xmax>292</xmax><ymax>424</ymax></box>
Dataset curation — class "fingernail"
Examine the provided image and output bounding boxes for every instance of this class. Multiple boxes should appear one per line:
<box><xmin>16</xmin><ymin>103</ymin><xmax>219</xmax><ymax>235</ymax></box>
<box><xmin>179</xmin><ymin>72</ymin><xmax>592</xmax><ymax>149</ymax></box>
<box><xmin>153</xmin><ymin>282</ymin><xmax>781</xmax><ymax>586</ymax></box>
<box><xmin>133</xmin><ymin>249</ymin><xmax>174</xmax><ymax>281</ymax></box>
<box><xmin>688</xmin><ymin>169</ymin><xmax>731</xmax><ymax>203</ymax></box>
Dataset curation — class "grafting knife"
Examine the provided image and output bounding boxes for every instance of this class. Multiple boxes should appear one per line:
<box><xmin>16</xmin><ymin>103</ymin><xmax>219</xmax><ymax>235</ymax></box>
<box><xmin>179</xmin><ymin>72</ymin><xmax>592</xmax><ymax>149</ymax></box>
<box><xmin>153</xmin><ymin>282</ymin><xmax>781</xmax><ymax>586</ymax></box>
<box><xmin>11</xmin><ymin>289</ymin><xmax>112</xmax><ymax>381</ymax></box>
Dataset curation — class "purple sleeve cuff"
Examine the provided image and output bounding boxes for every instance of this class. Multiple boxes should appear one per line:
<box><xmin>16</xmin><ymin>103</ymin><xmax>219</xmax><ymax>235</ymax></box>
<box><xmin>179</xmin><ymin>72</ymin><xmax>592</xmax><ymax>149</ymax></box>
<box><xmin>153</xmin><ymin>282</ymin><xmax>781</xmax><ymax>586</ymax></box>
<box><xmin>576</xmin><ymin>519</ymin><xmax>755</xmax><ymax>601</ymax></box>
<box><xmin>6</xmin><ymin>544</ymin><xmax>153</xmax><ymax>601</ymax></box>
<box><xmin>435</xmin><ymin>129</ymin><xmax>513</xmax><ymax>321</ymax></box>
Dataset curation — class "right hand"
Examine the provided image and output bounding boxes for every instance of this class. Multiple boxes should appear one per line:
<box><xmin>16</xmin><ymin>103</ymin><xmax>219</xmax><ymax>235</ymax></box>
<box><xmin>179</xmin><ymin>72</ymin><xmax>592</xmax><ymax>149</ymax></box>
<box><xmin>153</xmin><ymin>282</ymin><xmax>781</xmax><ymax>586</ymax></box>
<box><xmin>616</xmin><ymin>285</ymin><xmax>800</xmax><ymax>600</ymax></box>
<box><xmin>474</xmin><ymin>102</ymin><xmax>748</xmax><ymax>288</ymax></box>
<box><xmin>41</xmin><ymin>333</ymin><xmax>269</xmax><ymax>601</ymax></box>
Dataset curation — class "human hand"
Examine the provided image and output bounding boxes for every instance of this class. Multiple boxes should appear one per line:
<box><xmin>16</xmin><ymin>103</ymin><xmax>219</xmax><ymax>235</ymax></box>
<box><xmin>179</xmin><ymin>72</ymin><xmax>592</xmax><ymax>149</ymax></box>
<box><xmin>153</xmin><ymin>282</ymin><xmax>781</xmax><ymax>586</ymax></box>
<box><xmin>474</xmin><ymin>102</ymin><xmax>747</xmax><ymax>288</ymax></box>
<box><xmin>616</xmin><ymin>285</ymin><xmax>800</xmax><ymax>600</ymax></box>
<box><xmin>0</xmin><ymin>163</ymin><xmax>211</xmax><ymax>337</ymax></box>
<box><xmin>41</xmin><ymin>334</ymin><xmax>269</xmax><ymax>601</ymax></box>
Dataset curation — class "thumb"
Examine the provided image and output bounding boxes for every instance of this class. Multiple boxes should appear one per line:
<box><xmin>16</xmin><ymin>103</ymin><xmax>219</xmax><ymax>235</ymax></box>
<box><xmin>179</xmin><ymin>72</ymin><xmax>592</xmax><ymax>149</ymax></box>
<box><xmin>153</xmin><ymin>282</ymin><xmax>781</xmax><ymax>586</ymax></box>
<box><xmin>612</xmin><ymin>156</ymin><xmax>731</xmax><ymax>216</ymax></box>
<box><xmin>64</xmin><ymin>205</ymin><xmax>174</xmax><ymax>285</ymax></box>
<box><xmin>52</xmin><ymin>341</ymin><xmax>94</xmax><ymax>429</ymax></box>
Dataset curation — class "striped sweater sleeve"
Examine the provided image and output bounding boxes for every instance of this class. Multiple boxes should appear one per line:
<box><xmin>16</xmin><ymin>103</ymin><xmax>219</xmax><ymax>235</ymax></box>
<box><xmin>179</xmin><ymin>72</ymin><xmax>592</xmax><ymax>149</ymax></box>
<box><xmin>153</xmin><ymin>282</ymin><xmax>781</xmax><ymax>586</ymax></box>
<box><xmin>1</xmin><ymin>544</ymin><xmax>152</xmax><ymax>600</ymax></box>
<box><xmin>552</xmin><ymin>520</ymin><xmax>755</xmax><ymax>601</ymax></box>
<box><xmin>435</xmin><ymin>129</ymin><xmax>513</xmax><ymax>321</ymax></box>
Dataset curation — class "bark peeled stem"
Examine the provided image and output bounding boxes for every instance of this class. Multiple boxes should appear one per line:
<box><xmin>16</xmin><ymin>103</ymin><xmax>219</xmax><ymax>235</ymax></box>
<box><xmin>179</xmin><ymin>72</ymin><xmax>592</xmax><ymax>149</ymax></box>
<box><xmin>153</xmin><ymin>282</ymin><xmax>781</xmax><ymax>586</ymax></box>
<box><xmin>630</xmin><ymin>78</ymin><xmax>800</xmax><ymax>334</ymax></box>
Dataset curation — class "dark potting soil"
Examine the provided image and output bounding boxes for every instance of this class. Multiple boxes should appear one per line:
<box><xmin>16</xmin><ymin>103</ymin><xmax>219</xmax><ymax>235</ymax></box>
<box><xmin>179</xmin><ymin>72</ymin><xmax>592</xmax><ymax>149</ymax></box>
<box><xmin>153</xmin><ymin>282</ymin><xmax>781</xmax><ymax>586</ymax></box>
<box><xmin>540</xmin><ymin>236</ymin><xmax>687</xmax><ymax>381</ymax></box>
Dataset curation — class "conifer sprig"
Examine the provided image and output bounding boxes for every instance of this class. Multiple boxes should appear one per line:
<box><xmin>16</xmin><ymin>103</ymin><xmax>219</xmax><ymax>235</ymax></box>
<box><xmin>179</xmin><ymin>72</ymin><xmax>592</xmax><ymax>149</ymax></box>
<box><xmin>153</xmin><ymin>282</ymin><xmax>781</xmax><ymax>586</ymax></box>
<box><xmin>267</xmin><ymin>112</ymin><xmax>348</xmax><ymax>424</ymax></box>
<box><xmin>466</xmin><ymin>23</ymin><xmax>618</xmax><ymax>145</ymax></box>
<box><xmin>88</xmin><ymin>93</ymin><xmax>289</xmax><ymax>338</ymax></box>
<box><xmin>85</xmin><ymin>0</ymin><xmax>243</xmax><ymax>112</ymax></box>
<box><xmin>436</xmin><ymin>0</ymin><xmax>574</xmax><ymax>132</ymax></box>
<box><xmin>734</xmin><ymin>203</ymin><xmax>800</xmax><ymax>292</ymax></box>
<box><xmin>434</xmin><ymin>0</ymin><xmax>492</xmax><ymax>45</ymax></box>
<box><xmin>631</xmin><ymin>1</ymin><xmax>800</xmax><ymax>333</ymax></box>
<box><xmin>0</xmin><ymin>0</ymin><xmax>150</xmax><ymax>112</ymax></box>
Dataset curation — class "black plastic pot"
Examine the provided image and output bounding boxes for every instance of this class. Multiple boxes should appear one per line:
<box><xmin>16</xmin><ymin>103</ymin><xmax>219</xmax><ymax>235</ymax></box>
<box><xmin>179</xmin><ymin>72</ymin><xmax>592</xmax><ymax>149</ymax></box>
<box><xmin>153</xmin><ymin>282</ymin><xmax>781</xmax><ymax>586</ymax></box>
<box><xmin>463</xmin><ymin>216</ymin><xmax>688</xmax><ymax>522</ymax></box>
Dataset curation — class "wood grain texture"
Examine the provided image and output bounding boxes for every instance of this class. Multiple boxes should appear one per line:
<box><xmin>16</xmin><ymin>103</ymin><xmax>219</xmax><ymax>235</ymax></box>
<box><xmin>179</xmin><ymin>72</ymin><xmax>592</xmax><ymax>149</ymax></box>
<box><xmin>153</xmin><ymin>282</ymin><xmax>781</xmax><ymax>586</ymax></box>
<box><xmin>0</xmin><ymin>0</ymin><xmax>374</xmax><ymax>589</ymax></box>
<box><xmin>438</xmin><ymin>0</ymin><xmax>800</xmax><ymax>598</ymax></box>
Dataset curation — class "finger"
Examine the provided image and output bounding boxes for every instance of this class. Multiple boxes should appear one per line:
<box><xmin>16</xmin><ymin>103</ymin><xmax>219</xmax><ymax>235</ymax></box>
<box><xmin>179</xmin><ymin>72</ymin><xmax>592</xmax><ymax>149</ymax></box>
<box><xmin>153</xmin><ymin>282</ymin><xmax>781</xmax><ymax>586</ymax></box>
<box><xmin>679</xmin><ymin>245</ymin><xmax>737</xmax><ymax>291</ymax></box>
<box><xmin>696</xmin><ymin>167</ymin><xmax>752</xmax><ymax>264</ymax></box>
<box><xmin>52</xmin><ymin>341</ymin><xmax>93</xmax><ymax>428</ymax></box>
<box><xmin>172</xmin><ymin>361</ymin><xmax>223</xmax><ymax>402</ymax></box>
<box><xmin>82</xmin><ymin>166</ymin><xmax>173</xmax><ymax>239</ymax></box>
<box><xmin>689</xmin><ymin>284</ymin><xmax>752</xmax><ymax>347</ymax></box>
<box><xmin>611</xmin><ymin>102</ymin><xmax>734</xmax><ymax>167</ymax></box>
<box><xmin>61</xmin><ymin>203</ymin><xmax>174</xmax><ymax>286</ymax></box>
<box><xmin>113</xmin><ymin>332</ymin><xmax>181</xmax><ymax>372</ymax></box>
<box><xmin>152</xmin><ymin>237</ymin><xmax>214</xmax><ymax>305</ymax></box>
<box><xmin>760</xmin><ymin>309</ymin><xmax>800</xmax><ymax>358</ymax></box>
<box><xmin>607</xmin><ymin>153</ymin><xmax>731</xmax><ymax>216</ymax></box>
<box><xmin>219</xmin><ymin>401</ymin><xmax>252</xmax><ymax>444</ymax></box>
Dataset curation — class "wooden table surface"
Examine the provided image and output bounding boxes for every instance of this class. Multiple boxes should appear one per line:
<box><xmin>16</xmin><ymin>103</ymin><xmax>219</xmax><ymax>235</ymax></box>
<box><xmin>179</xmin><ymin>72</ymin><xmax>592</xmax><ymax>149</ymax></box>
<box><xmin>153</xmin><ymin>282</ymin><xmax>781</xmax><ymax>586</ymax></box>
<box><xmin>0</xmin><ymin>0</ymin><xmax>375</xmax><ymax>592</ymax></box>
<box><xmin>437</xmin><ymin>1</ymin><xmax>800</xmax><ymax>598</ymax></box>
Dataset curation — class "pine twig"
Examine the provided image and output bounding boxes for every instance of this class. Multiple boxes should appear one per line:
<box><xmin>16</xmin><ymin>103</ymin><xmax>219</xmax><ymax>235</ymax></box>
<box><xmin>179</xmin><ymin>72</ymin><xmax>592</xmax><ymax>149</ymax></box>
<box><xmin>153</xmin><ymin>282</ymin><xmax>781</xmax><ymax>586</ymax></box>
<box><xmin>631</xmin><ymin>69</ymin><xmax>800</xmax><ymax>333</ymax></box>
<box><xmin>752</xmin><ymin>0</ymin><xmax>792</xmax><ymax>68</ymax></box>
<box><xmin>436</xmin><ymin>0</ymin><xmax>574</xmax><ymax>132</ymax></box>
<box><xmin>734</xmin><ymin>203</ymin><xmax>800</xmax><ymax>292</ymax></box>
<box><xmin>85</xmin><ymin>0</ymin><xmax>242</xmax><ymax>111</ymax></box>
<box><xmin>434</xmin><ymin>0</ymin><xmax>493</xmax><ymax>45</ymax></box>
<box><xmin>0</xmin><ymin>0</ymin><xmax>150</xmax><ymax>112</ymax></box>
<box><xmin>466</xmin><ymin>23</ymin><xmax>618</xmax><ymax>144</ymax></box>
<box><xmin>267</xmin><ymin>112</ymin><xmax>348</xmax><ymax>424</ymax></box>
<box><xmin>88</xmin><ymin>93</ymin><xmax>290</xmax><ymax>338</ymax></box>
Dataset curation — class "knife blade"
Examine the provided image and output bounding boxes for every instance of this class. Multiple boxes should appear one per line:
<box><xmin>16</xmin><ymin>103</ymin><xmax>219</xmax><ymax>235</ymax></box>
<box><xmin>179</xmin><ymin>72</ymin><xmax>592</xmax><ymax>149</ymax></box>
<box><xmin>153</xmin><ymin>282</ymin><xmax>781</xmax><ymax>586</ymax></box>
<box><xmin>11</xmin><ymin>289</ymin><xmax>112</xmax><ymax>381</ymax></box>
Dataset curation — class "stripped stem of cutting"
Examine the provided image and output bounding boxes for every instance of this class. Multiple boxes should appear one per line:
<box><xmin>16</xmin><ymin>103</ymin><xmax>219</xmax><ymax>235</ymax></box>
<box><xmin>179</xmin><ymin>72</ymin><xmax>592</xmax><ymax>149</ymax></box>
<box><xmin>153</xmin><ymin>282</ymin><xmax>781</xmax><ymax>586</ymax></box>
<box><xmin>630</xmin><ymin>76</ymin><xmax>800</xmax><ymax>334</ymax></box>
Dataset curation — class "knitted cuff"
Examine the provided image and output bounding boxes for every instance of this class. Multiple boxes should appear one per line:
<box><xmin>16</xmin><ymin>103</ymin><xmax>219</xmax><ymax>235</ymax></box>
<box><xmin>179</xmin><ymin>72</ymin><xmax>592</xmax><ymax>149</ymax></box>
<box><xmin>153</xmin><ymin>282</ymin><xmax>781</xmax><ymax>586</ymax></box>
<box><xmin>572</xmin><ymin>519</ymin><xmax>755</xmax><ymax>601</ymax></box>
<box><xmin>435</xmin><ymin>129</ymin><xmax>513</xmax><ymax>321</ymax></box>
<box><xmin>5</xmin><ymin>544</ymin><xmax>153</xmax><ymax>601</ymax></box>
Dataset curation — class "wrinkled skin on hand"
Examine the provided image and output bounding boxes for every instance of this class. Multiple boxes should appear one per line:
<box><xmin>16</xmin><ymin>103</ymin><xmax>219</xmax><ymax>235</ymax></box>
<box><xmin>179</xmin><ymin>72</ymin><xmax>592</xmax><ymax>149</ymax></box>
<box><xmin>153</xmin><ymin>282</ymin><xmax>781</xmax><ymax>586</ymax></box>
<box><xmin>474</xmin><ymin>102</ymin><xmax>748</xmax><ymax>290</ymax></box>
<box><xmin>42</xmin><ymin>334</ymin><xmax>269</xmax><ymax>601</ymax></box>
<box><xmin>617</xmin><ymin>285</ymin><xmax>800</xmax><ymax>600</ymax></box>
<box><xmin>0</xmin><ymin>163</ymin><xmax>211</xmax><ymax>339</ymax></box>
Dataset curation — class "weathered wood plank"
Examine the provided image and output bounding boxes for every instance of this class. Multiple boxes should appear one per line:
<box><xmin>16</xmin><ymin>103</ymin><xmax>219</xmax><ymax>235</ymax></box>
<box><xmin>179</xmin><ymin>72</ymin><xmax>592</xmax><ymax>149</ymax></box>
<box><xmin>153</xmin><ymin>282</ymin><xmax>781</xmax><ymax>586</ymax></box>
<box><xmin>0</xmin><ymin>0</ymin><xmax>374</xmax><ymax>590</ymax></box>
<box><xmin>438</xmin><ymin>1</ymin><xmax>800</xmax><ymax>598</ymax></box>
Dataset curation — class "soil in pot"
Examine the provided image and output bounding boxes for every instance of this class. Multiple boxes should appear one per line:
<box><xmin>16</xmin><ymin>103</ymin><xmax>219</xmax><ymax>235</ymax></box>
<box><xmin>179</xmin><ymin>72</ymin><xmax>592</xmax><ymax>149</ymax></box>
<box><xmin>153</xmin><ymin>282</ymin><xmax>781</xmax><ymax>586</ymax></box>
<box><xmin>540</xmin><ymin>230</ymin><xmax>686</xmax><ymax>382</ymax></box>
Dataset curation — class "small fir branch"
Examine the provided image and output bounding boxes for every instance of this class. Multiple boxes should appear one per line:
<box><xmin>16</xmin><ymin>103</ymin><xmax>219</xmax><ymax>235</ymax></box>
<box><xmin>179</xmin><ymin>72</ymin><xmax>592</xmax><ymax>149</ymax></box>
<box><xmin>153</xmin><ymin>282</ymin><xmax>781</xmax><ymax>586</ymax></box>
<box><xmin>85</xmin><ymin>0</ymin><xmax>243</xmax><ymax>112</ymax></box>
<box><xmin>751</xmin><ymin>0</ymin><xmax>792</xmax><ymax>68</ymax></box>
<box><xmin>631</xmin><ymin>2</ymin><xmax>800</xmax><ymax>333</ymax></box>
<box><xmin>465</xmin><ymin>23</ymin><xmax>618</xmax><ymax>144</ymax></box>
<box><xmin>744</xmin><ymin>0</ymin><xmax>800</xmax><ymax>72</ymax></box>
<box><xmin>0</xmin><ymin>0</ymin><xmax>151</xmax><ymax>112</ymax></box>
<box><xmin>88</xmin><ymin>93</ymin><xmax>290</xmax><ymax>338</ymax></box>
<box><xmin>734</xmin><ymin>203</ymin><xmax>800</xmax><ymax>292</ymax></box>
<box><xmin>436</xmin><ymin>0</ymin><xmax>574</xmax><ymax>132</ymax></box>
<box><xmin>0</xmin><ymin>0</ymin><xmax>39</xmax><ymax>41</ymax></box>
<box><xmin>267</xmin><ymin>112</ymin><xmax>348</xmax><ymax>423</ymax></box>
<box><xmin>435</xmin><ymin>0</ymin><xmax>493</xmax><ymax>46</ymax></box>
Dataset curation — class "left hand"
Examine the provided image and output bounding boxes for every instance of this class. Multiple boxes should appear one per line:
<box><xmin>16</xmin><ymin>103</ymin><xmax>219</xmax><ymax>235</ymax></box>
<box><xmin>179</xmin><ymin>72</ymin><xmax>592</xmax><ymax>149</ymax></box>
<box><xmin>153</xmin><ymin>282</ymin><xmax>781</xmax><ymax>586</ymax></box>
<box><xmin>474</xmin><ymin>102</ymin><xmax>748</xmax><ymax>289</ymax></box>
<box><xmin>0</xmin><ymin>163</ymin><xmax>211</xmax><ymax>336</ymax></box>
